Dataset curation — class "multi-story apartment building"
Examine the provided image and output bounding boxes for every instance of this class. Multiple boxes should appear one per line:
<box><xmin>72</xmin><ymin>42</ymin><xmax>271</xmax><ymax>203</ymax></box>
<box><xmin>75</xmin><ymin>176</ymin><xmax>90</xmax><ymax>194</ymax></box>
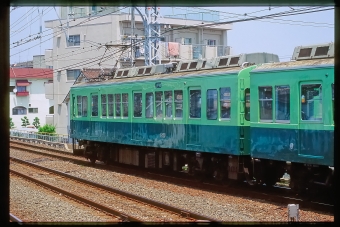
<box><xmin>10</xmin><ymin>67</ymin><xmax>53</xmax><ymax>130</ymax></box>
<box><xmin>44</xmin><ymin>6</ymin><xmax>232</xmax><ymax>134</ymax></box>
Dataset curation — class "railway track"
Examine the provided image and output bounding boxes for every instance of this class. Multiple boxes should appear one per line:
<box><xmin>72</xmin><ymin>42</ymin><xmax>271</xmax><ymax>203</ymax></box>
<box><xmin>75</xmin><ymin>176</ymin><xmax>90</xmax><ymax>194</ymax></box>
<box><xmin>10</xmin><ymin>139</ymin><xmax>334</xmax><ymax>215</ymax></box>
<box><xmin>10</xmin><ymin>156</ymin><xmax>216</xmax><ymax>222</ymax></box>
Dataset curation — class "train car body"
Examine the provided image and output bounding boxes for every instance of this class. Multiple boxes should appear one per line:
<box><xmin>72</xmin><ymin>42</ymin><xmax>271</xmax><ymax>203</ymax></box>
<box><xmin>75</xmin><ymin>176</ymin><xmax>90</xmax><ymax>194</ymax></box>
<box><xmin>69</xmin><ymin>43</ymin><xmax>334</xmax><ymax>192</ymax></box>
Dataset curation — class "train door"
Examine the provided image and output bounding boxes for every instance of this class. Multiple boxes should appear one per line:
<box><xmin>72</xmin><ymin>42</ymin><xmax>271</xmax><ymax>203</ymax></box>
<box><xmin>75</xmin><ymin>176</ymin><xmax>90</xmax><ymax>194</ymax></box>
<box><xmin>131</xmin><ymin>91</ymin><xmax>143</xmax><ymax>141</ymax></box>
<box><xmin>298</xmin><ymin>82</ymin><xmax>325</xmax><ymax>159</ymax></box>
<box><xmin>186</xmin><ymin>87</ymin><xmax>202</xmax><ymax>149</ymax></box>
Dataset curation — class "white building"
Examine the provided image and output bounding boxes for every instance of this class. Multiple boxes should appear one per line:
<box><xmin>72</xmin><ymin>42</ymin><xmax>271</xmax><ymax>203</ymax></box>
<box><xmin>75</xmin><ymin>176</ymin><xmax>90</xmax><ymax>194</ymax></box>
<box><xmin>10</xmin><ymin>68</ymin><xmax>54</xmax><ymax>130</ymax></box>
<box><xmin>44</xmin><ymin>6</ymin><xmax>232</xmax><ymax>134</ymax></box>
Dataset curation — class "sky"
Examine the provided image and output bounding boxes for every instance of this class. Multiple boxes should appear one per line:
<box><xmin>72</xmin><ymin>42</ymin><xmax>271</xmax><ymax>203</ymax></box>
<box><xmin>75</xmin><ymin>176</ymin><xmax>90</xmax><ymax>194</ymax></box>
<box><xmin>9</xmin><ymin>6</ymin><xmax>334</xmax><ymax>64</ymax></box>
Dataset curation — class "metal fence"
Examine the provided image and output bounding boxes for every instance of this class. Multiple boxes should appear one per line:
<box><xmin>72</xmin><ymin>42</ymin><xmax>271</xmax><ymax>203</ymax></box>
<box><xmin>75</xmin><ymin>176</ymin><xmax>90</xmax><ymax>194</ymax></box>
<box><xmin>10</xmin><ymin>129</ymin><xmax>71</xmax><ymax>144</ymax></box>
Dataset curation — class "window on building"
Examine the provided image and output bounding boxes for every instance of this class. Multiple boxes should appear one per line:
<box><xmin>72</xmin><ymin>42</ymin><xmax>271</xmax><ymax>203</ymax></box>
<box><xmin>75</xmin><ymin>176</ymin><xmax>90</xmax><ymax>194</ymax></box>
<box><xmin>68</xmin><ymin>35</ymin><xmax>80</xmax><ymax>46</ymax></box>
<box><xmin>67</xmin><ymin>69</ymin><xmax>81</xmax><ymax>81</ymax></box>
<box><xmin>49</xmin><ymin>106</ymin><xmax>54</xmax><ymax>114</ymax></box>
<box><xmin>17</xmin><ymin>86</ymin><xmax>26</xmax><ymax>92</ymax></box>
<box><xmin>165</xmin><ymin>91</ymin><xmax>173</xmax><ymax>118</ymax></box>
<box><xmin>115</xmin><ymin>94</ymin><xmax>121</xmax><ymax>117</ymax></box>
<box><xmin>28</xmin><ymin>108</ymin><xmax>38</xmax><ymax>113</ymax></box>
<box><xmin>9</xmin><ymin>86</ymin><xmax>15</xmax><ymax>92</ymax></box>
<box><xmin>122</xmin><ymin>93</ymin><xmax>129</xmax><ymax>117</ymax></box>
<box><xmin>184</xmin><ymin>38</ymin><xmax>192</xmax><ymax>45</ymax></box>
<box><xmin>220</xmin><ymin>87</ymin><xmax>231</xmax><ymax>119</ymax></box>
<box><xmin>275</xmin><ymin>85</ymin><xmax>290</xmax><ymax>122</ymax></box>
<box><xmin>81</xmin><ymin>96</ymin><xmax>88</xmax><ymax>117</ymax></box>
<box><xmin>189</xmin><ymin>89</ymin><xmax>201</xmax><ymax>118</ymax></box>
<box><xmin>101</xmin><ymin>94</ymin><xmax>107</xmax><ymax>117</ymax></box>
<box><xmin>155</xmin><ymin>91</ymin><xmax>163</xmax><ymax>118</ymax></box>
<box><xmin>207</xmin><ymin>89</ymin><xmax>217</xmax><ymax>120</ymax></box>
<box><xmin>91</xmin><ymin>94</ymin><xmax>98</xmax><ymax>117</ymax></box>
<box><xmin>145</xmin><ymin>92</ymin><xmax>154</xmax><ymax>118</ymax></box>
<box><xmin>206</xmin><ymin>39</ymin><xmax>216</xmax><ymax>46</ymax></box>
<box><xmin>108</xmin><ymin>94</ymin><xmax>114</xmax><ymax>117</ymax></box>
<box><xmin>133</xmin><ymin>93</ymin><xmax>142</xmax><ymax>117</ymax></box>
<box><xmin>259</xmin><ymin>86</ymin><xmax>273</xmax><ymax>121</ymax></box>
<box><xmin>301</xmin><ymin>84</ymin><xmax>322</xmax><ymax>121</ymax></box>
<box><xmin>174</xmin><ymin>90</ymin><xmax>183</xmax><ymax>118</ymax></box>
<box><xmin>12</xmin><ymin>106</ymin><xmax>27</xmax><ymax>115</ymax></box>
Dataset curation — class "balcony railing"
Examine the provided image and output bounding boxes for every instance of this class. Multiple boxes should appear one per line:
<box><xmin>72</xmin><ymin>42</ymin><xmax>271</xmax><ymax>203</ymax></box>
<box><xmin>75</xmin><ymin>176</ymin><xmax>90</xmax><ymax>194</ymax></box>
<box><xmin>119</xmin><ymin>42</ymin><xmax>230</xmax><ymax>64</ymax></box>
<box><xmin>16</xmin><ymin>91</ymin><xmax>29</xmax><ymax>96</ymax></box>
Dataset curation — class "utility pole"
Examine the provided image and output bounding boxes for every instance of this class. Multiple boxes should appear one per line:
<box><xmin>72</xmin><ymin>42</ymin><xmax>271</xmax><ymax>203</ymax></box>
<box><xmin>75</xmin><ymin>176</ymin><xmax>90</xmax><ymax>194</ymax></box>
<box><xmin>130</xmin><ymin>8</ymin><xmax>135</xmax><ymax>67</ymax></box>
<box><xmin>134</xmin><ymin>7</ymin><xmax>162</xmax><ymax>66</ymax></box>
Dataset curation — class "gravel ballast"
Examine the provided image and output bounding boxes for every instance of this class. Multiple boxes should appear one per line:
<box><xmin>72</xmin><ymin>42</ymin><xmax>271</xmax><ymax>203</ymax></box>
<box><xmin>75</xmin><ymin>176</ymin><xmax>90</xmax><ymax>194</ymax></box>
<box><xmin>10</xmin><ymin>149</ymin><xmax>333</xmax><ymax>222</ymax></box>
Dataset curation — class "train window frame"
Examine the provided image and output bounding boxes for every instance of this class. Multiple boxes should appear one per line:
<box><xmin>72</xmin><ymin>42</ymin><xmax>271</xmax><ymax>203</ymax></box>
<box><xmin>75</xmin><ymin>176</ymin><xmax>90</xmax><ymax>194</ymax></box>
<box><xmin>332</xmin><ymin>83</ymin><xmax>334</xmax><ymax>123</ymax></box>
<box><xmin>220</xmin><ymin>87</ymin><xmax>231</xmax><ymax>120</ymax></box>
<box><xmin>275</xmin><ymin>85</ymin><xmax>290</xmax><ymax>123</ymax></box>
<box><xmin>189</xmin><ymin>88</ymin><xmax>201</xmax><ymax>119</ymax></box>
<box><xmin>133</xmin><ymin>92</ymin><xmax>142</xmax><ymax>118</ymax></box>
<box><xmin>145</xmin><ymin>92</ymin><xmax>154</xmax><ymax>118</ymax></box>
<box><xmin>114</xmin><ymin>94</ymin><xmax>121</xmax><ymax>118</ymax></box>
<box><xmin>165</xmin><ymin>91</ymin><xmax>173</xmax><ymax>118</ymax></box>
<box><xmin>101</xmin><ymin>94</ymin><xmax>107</xmax><ymax>118</ymax></box>
<box><xmin>108</xmin><ymin>94</ymin><xmax>114</xmax><ymax>118</ymax></box>
<box><xmin>155</xmin><ymin>91</ymin><xmax>163</xmax><ymax>118</ymax></box>
<box><xmin>174</xmin><ymin>90</ymin><xmax>183</xmax><ymax>119</ymax></box>
<box><xmin>91</xmin><ymin>94</ymin><xmax>99</xmax><ymax>117</ymax></box>
<box><xmin>122</xmin><ymin>93</ymin><xmax>129</xmax><ymax>118</ymax></box>
<box><xmin>81</xmin><ymin>96</ymin><xmax>88</xmax><ymax>117</ymax></box>
<box><xmin>244</xmin><ymin>88</ymin><xmax>250</xmax><ymax>121</ymax></box>
<box><xmin>77</xmin><ymin>95</ymin><xmax>82</xmax><ymax>117</ymax></box>
<box><xmin>300</xmin><ymin>83</ymin><xmax>322</xmax><ymax>121</ymax></box>
<box><xmin>207</xmin><ymin>89</ymin><xmax>218</xmax><ymax>120</ymax></box>
<box><xmin>258</xmin><ymin>86</ymin><xmax>273</xmax><ymax>122</ymax></box>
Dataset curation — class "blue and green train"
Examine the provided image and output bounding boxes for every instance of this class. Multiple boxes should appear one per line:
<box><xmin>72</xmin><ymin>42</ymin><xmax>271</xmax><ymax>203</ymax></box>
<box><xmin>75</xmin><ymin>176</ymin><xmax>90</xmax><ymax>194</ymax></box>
<box><xmin>69</xmin><ymin>43</ymin><xmax>334</xmax><ymax>192</ymax></box>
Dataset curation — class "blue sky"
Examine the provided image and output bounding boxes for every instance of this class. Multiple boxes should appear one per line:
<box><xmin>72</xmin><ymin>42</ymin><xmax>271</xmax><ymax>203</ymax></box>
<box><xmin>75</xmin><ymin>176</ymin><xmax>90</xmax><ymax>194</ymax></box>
<box><xmin>9</xmin><ymin>6</ymin><xmax>334</xmax><ymax>64</ymax></box>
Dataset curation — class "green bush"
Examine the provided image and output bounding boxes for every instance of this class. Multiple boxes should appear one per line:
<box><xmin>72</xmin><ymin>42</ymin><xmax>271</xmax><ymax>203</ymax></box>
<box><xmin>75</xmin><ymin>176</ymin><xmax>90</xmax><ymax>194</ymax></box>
<box><xmin>33</xmin><ymin>117</ymin><xmax>41</xmax><ymax>129</ymax></box>
<box><xmin>38</xmin><ymin>124</ymin><xmax>56</xmax><ymax>134</ymax></box>
<box><xmin>10</xmin><ymin>118</ymin><xmax>15</xmax><ymax>129</ymax></box>
<box><xmin>21</xmin><ymin>116</ymin><xmax>30</xmax><ymax>127</ymax></box>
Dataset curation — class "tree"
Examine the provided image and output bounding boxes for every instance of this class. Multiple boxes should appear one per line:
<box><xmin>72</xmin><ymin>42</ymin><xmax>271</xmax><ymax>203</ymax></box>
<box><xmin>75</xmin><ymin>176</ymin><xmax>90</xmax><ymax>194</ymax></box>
<box><xmin>32</xmin><ymin>117</ymin><xmax>40</xmax><ymax>129</ymax></box>
<box><xmin>10</xmin><ymin>118</ymin><xmax>15</xmax><ymax>129</ymax></box>
<box><xmin>21</xmin><ymin>116</ymin><xmax>30</xmax><ymax>127</ymax></box>
<box><xmin>38</xmin><ymin>124</ymin><xmax>56</xmax><ymax>134</ymax></box>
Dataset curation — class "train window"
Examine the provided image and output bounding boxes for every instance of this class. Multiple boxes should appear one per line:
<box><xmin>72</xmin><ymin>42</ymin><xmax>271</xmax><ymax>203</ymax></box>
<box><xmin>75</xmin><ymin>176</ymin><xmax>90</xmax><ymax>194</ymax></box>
<box><xmin>165</xmin><ymin>91</ymin><xmax>173</xmax><ymax>118</ymax></box>
<box><xmin>133</xmin><ymin>93</ymin><xmax>142</xmax><ymax>117</ymax></box>
<box><xmin>174</xmin><ymin>90</ymin><xmax>183</xmax><ymax>118</ymax></box>
<box><xmin>91</xmin><ymin>94</ymin><xmax>98</xmax><ymax>117</ymax></box>
<box><xmin>101</xmin><ymin>94</ymin><xmax>107</xmax><ymax>117</ymax></box>
<box><xmin>115</xmin><ymin>94</ymin><xmax>121</xmax><ymax>117</ymax></box>
<box><xmin>189</xmin><ymin>89</ymin><xmax>201</xmax><ymax>118</ymax></box>
<box><xmin>155</xmin><ymin>91</ymin><xmax>163</xmax><ymax>118</ymax></box>
<box><xmin>301</xmin><ymin>84</ymin><xmax>322</xmax><ymax>121</ymax></box>
<box><xmin>77</xmin><ymin>96</ymin><xmax>82</xmax><ymax>117</ymax></box>
<box><xmin>245</xmin><ymin>89</ymin><xmax>250</xmax><ymax>121</ymax></box>
<box><xmin>207</xmin><ymin>89</ymin><xmax>217</xmax><ymax>120</ymax></box>
<box><xmin>259</xmin><ymin>86</ymin><xmax>273</xmax><ymax>121</ymax></box>
<box><xmin>108</xmin><ymin>94</ymin><xmax>114</xmax><ymax>117</ymax></box>
<box><xmin>275</xmin><ymin>86</ymin><xmax>290</xmax><ymax>122</ymax></box>
<box><xmin>122</xmin><ymin>93</ymin><xmax>129</xmax><ymax>117</ymax></box>
<box><xmin>145</xmin><ymin>92</ymin><xmax>154</xmax><ymax>118</ymax></box>
<box><xmin>220</xmin><ymin>87</ymin><xmax>231</xmax><ymax>119</ymax></box>
<box><xmin>82</xmin><ymin>96</ymin><xmax>88</xmax><ymax>117</ymax></box>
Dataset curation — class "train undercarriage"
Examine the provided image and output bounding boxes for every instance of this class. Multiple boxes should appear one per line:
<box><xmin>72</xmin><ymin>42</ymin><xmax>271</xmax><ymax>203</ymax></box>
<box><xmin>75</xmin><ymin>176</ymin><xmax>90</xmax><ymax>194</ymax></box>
<box><xmin>75</xmin><ymin>140</ymin><xmax>333</xmax><ymax>195</ymax></box>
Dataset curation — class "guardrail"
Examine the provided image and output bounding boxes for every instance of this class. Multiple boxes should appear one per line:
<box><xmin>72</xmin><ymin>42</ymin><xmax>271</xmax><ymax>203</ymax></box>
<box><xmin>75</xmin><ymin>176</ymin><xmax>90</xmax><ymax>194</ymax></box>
<box><xmin>10</xmin><ymin>129</ymin><xmax>70</xmax><ymax>144</ymax></box>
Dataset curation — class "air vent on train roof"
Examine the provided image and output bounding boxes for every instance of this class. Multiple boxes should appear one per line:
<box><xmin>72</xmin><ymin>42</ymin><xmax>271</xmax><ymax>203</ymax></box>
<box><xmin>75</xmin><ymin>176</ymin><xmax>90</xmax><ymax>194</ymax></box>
<box><xmin>114</xmin><ymin>67</ymin><xmax>137</xmax><ymax>78</ymax></box>
<box><xmin>291</xmin><ymin>42</ymin><xmax>334</xmax><ymax>61</ymax></box>
<box><xmin>175</xmin><ymin>59</ymin><xmax>207</xmax><ymax>72</ymax></box>
<box><xmin>212</xmin><ymin>54</ymin><xmax>243</xmax><ymax>68</ymax></box>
